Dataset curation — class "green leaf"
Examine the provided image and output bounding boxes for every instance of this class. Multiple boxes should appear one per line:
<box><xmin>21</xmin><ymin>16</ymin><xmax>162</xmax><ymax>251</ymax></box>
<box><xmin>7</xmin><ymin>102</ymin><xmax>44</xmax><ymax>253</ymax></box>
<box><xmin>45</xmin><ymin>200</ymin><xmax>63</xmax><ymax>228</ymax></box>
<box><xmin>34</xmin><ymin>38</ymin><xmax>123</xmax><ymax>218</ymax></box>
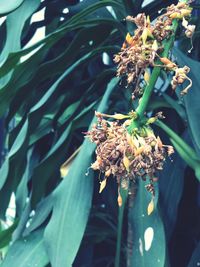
<box><xmin>1</xmin><ymin>230</ymin><xmax>49</xmax><ymax>267</ymax></box>
<box><xmin>0</xmin><ymin>49</ymin><xmax>114</xmax><ymax>216</ymax></box>
<box><xmin>0</xmin><ymin>2</ymin><xmax>122</xmax><ymax>80</ymax></box>
<box><xmin>0</xmin><ymin>0</ymin><xmax>25</xmax><ymax>15</ymax></box>
<box><xmin>0</xmin><ymin>0</ymin><xmax>40</xmax><ymax>87</ymax></box>
<box><xmin>129</xmin><ymin>179</ymin><xmax>166</xmax><ymax>267</ymax></box>
<box><xmin>24</xmin><ymin>196</ymin><xmax>53</xmax><ymax>236</ymax></box>
<box><xmin>44</xmin><ymin>78</ymin><xmax>119</xmax><ymax>267</ymax></box>
<box><xmin>0</xmin><ymin>221</ymin><xmax>18</xmax><ymax>249</ymax></box>
<box><xmin>162</xmin><ymin>93</ymin><xmax>187</xmax><ymax>121</ymax></box>
<box><xmin>159</xmin><ymin>151</ymin><xmax>186</xmax><ymax>240</ymax></box>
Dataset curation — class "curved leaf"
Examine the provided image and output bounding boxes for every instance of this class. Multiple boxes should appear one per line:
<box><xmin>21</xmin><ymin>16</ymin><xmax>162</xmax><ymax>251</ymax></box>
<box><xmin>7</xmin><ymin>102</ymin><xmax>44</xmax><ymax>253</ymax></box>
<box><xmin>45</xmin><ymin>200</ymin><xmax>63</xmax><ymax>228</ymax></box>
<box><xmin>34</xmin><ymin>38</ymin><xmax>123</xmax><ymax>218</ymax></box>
<box><xmin>0</xmin><ymin>0</ymin><xmax>25</xmax><ymax>15</ymax></box>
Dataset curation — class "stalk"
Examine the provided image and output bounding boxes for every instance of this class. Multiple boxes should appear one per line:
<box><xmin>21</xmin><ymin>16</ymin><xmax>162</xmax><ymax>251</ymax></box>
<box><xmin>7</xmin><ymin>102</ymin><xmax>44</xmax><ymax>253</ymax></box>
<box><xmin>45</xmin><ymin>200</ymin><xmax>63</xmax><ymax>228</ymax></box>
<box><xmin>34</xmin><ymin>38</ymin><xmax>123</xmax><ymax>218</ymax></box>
<box><xmin>136</xmin><ymin>20</ymin><xmax>178</xmax><ymax>118</ymax></box>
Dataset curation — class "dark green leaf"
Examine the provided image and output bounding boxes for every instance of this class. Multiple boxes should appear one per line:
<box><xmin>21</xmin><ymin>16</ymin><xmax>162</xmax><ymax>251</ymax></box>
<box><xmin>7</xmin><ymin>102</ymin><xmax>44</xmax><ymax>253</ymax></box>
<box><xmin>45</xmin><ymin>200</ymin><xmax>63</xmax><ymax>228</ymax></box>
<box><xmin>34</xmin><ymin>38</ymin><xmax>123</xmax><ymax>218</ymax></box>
<box><xmin>1</xmin><ymin>230</ymin><xmax>49</xmax><ymax>267</ymax></box>
<box><xmin>0</xmin><ymin>221</ymin><xmax>18</xmax><ymax>249</ymax></box>
<box><xmin>173</xmin><ymin>48</ymin><xmax>200</xmax><ymax>152</ymax></box>
<box><xmin>44</xmin><ymin>78</ymin><xmax>119</xmax><ymax>267</ymax></box>
<box><xmin>129</xmin><ymin>179</ymin><xmax>166</xmax><ymax>267</ymax></box>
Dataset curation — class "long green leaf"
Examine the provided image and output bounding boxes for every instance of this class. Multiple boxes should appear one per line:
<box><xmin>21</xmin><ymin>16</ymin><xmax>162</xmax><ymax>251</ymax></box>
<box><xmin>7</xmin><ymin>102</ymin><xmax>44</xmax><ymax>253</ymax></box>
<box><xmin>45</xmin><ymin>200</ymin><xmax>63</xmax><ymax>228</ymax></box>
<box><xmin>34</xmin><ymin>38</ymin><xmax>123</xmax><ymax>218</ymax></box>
<box><xmin>0</xmin><ymin>2</ymin><xmax>122</xmax><ymax>79</ymax></box>
<box><xmin>1</xmin><ymin>230</ymin><xmax>48</xmax><ymax>267</ymax></box>
<box><xmin>44</xmin><ymin>77</ymin><xmax>119</xmax><ymax>267</ymax></box>
<box><xmin>129</xmin><ymin>179</ymin><xmax>166</xmax><ymax>267</ymax></box>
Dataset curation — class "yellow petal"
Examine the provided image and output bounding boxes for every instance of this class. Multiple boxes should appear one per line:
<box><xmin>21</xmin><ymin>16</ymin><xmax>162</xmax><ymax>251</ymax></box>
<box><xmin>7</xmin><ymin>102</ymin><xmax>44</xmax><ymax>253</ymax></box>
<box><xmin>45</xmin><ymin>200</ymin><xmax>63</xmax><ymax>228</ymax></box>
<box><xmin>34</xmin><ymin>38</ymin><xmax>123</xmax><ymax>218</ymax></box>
<box><xmin>101</xmin><ymin>113</ymin><xmax>129</xmax><ymax>120</ymax></box>
<box><xmin>142</xmin><ymin>28</ymin><xmax>148</xmax><ymax>44</ymax></box>
<box><xmin>123</xmin><ymin>156</ymin><xmax>130</xmax><ymax>171</ymax></box>
<box><xmin>134</xmin><ymin>146</ymin><xmax>144</xmax><ymax>156</ymax></box>
<box><xmin>60</xmin><ymin>147</ymin><xmax>81</xmax><ymax>178</ymax></box>
<box><xmin>118</xmin><ymin>193</ymin><xmax>123</xmax><ymax>207</ymax></box>
<box><xmin>170</xmin><ymin>12</ymin><xmax>182</xmax><ymax>19</ymax></box>
<box><xmin>126</xmin><ymin>133</ymin><xmax>136</xmax><ymax>149</ymax></box>
<box><xmin>147</xmin><ymin>117</ymin><xmax>156</xmax><ymax>125</ymax></box>
<box><xmin>144</xmin><ymin>69</ymin><xmax>150</xmax><ymax>84</ymax></box>
<box><xmin>147</xmin><ymin>199</ymin><xmax>154</xmax><ymax>215</ymax></box>
<box><xmin>181</xmin><ymin>9</ymin><xmax>192</xmax><ymax>17</ymax></box>
<box><xmin>99</xmin><ymin>179</ymin><xmax>107</xmax><ymax>193</ymax></box>
<box><xmin>125</xmin><ymin>33</ymin><xmax>133</xmax><ymax>45</ymax></box>
<box><xmin>112</xmin><ymin>113</ymin><xmax>130</xmax><ymax>120</ymax></box>
<box><xmin>182</xmin><ymin>16</ymin><xmax>188</xmax><ymax>28</ymax></box>
<box><xmin>147</xmin><ymin>15</ymin><xmax>151</xmax><ymax>25</ymax></box>
<box><xmin>147</xmin><ymin>28</ymin><xmax>153</xmax><ymax>38</ymax></box>
<box><xmin>152</xmin><ymin>40</ymin><xmax>158</xmax><ymax>51</ymax></box>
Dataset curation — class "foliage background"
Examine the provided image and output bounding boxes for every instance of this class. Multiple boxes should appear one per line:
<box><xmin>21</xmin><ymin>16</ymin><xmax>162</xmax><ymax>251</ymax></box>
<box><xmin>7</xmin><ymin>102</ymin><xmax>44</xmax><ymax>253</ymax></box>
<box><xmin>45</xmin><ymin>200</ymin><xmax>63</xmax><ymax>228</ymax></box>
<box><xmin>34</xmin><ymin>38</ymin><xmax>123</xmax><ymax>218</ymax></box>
<box><xmin>0</xmin><ymin>0</ymin><xmax>200</xmax><ymax>267</ymax></box>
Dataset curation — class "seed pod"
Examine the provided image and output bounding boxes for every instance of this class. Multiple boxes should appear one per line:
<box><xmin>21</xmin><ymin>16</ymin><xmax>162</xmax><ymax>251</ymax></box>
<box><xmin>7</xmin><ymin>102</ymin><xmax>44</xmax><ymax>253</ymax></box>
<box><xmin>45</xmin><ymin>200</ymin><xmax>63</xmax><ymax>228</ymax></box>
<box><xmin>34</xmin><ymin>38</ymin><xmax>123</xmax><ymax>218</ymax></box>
<box><xmin>160</xmin><ymin>57</ymin><xmax>173</xmax><ymax>65</ymax></box>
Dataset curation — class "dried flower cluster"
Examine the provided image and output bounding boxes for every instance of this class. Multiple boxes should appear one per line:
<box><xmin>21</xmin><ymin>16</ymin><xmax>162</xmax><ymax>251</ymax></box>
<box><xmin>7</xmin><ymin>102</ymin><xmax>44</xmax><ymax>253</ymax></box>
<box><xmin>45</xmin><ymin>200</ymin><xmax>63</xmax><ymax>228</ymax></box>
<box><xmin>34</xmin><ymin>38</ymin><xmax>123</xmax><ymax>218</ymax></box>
<box><xmin>86</xmin><ymin>113</ymin><xmax>174</xmax><ymax>197</ymax></box>
<box><xmin>114</xmin><ymin>2</ymin><xmax>195</xmax><ymax>97</ymax></box>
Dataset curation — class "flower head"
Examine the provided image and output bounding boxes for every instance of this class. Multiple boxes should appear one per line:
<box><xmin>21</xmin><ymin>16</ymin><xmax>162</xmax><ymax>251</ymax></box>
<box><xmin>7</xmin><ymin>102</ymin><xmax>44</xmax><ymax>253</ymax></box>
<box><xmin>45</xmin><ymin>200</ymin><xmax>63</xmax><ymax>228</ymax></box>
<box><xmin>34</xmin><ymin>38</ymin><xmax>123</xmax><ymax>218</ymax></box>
<box><xmin>86</xmin><ymin>113</ymin><xmax>174</xmax><ymax>195</ymax></box>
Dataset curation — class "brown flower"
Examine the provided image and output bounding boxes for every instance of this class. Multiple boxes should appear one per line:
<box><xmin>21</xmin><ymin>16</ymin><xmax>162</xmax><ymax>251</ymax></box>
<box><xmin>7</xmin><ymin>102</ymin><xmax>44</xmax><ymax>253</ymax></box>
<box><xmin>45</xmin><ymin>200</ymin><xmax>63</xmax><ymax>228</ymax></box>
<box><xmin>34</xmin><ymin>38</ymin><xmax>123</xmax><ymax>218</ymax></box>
<box><xmin>86</xmin><ymin>113</ymin><xmax>174</xmax><ymax>196</ymax></box>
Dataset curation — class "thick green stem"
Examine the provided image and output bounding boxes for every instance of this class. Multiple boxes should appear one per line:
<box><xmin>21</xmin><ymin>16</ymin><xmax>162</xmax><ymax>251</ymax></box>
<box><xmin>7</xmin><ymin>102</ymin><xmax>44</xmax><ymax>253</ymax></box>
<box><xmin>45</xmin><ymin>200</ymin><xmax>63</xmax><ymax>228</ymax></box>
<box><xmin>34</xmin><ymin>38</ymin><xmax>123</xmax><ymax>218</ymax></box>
<box><xmin>136</xmin><ymin>20</ymin><xmax>178</xmax><ymax>118</ymax></box>
<box><xmin>115</xmin><ymin>187</ymin><xmax>128</xmax><ymax>267</ymax></box>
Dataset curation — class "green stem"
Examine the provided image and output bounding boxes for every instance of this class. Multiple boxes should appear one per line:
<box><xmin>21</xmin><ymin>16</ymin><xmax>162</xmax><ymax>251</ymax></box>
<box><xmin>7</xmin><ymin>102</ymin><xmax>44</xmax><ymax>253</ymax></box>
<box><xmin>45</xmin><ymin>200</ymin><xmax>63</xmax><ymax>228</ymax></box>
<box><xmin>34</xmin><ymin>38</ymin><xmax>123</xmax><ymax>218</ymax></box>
<box><xmin>136</xmin><ymin>20</ymin><xmax>178</xmax><ymax>118</ymax></box>
<box><xmin>115</xmin><ymin>187</ymin><xmax>128</xmax><ymax>267</ymax></box>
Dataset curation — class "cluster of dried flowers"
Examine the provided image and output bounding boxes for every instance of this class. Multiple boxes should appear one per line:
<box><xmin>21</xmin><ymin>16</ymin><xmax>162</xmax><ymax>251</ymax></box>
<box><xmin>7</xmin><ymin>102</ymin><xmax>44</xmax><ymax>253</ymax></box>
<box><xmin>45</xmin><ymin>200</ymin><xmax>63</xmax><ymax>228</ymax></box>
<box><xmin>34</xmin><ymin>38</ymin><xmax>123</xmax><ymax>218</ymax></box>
<box><xmin>114</xmin><ymin>2</ymin><xmax>195</xmax><ymax>97</ymax></box>
<box><xmin>86</xmin><ymin>112</ymin><xmax>174</xmax><ymax>201</ymax></box>
<box><xmin>85</xmin><ymin>2</ymin><xmax>195</xmax><ymax>210</ymax></box>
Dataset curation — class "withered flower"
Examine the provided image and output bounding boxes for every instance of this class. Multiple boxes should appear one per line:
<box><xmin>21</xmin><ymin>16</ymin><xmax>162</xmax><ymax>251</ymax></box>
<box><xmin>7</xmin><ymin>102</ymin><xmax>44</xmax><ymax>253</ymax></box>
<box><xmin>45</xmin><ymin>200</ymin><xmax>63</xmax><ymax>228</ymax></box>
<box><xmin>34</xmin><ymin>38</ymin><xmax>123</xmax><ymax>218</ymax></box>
<box><xmin>86</xmin><ymin>113</ymin><xmax>174</xmax><ymax>197</ymax></box>
<box><xmin>171</xmin><ymin>66</ymin><xmax>192</xmax><ymax>95</ymax></box>
<box><xmin>114</xmin><ymin>2</ymin><xmax>194</xmax><ymax>96</ymax></box>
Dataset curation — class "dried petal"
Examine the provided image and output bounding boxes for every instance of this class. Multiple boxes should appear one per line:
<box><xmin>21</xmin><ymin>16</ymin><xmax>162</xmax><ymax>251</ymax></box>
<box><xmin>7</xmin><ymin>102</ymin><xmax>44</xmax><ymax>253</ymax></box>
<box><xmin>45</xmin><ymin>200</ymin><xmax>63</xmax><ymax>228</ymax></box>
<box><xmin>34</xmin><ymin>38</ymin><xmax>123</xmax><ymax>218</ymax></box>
<box><xmin>125</xmin><ymin>33</ymin><xmax>134</xmax><ymax>45</ymax></box>
<box><xmin>182</xmin><ymin>16</ymin><xmax>188</xmax><ymax>28</ymax></box>
<box><xmin>123</xmin><ymin>155</ymin><xmax>130</xmax><ymax>171</ymax></box>
<box><xmin>99</xmin><ymin>179</ymin><xmax>107</xmax><ymax>193</ymax></box>
<box><xmin>147</xmin><ymin>199</ymin><xmax>154</xmax><ymax>215</ymax></box>
<box><xmin>152</xmin><ymin>40</ymin><xmax>158</xmax><ymax>51</ymax></box>
<box><xmin>118</xmin><ymin>193</ymin><xmax>123</xmax><ymax>207</ymax></box>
